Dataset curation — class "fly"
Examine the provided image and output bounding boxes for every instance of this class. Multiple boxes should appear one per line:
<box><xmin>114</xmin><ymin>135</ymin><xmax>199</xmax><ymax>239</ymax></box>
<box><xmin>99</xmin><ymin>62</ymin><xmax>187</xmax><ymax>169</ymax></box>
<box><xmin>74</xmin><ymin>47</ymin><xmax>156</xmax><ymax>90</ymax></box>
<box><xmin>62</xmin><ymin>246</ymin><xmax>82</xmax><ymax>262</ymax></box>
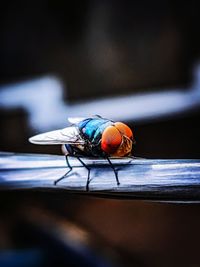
<box><xmin>29</xmin><ymin>116</ymin><xmax>135</xmax><ymax>190</ymax></box>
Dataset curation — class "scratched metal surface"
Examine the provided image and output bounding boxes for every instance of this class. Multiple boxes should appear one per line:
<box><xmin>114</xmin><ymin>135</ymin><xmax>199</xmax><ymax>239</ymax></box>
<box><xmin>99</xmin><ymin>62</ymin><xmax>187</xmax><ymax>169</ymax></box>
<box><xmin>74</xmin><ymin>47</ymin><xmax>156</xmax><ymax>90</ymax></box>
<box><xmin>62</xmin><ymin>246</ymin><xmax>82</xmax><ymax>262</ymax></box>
<box><xmin>0</xmin><ymin>152</ymin><xmax>200</xmax><ymax>202</ymax></box>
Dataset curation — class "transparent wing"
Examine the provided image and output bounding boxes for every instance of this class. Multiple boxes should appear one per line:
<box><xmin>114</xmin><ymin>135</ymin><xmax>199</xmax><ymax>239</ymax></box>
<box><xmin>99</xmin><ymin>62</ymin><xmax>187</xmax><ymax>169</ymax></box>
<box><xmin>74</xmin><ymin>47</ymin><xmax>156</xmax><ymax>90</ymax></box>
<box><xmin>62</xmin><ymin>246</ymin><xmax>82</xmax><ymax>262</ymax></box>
<box><xmin>29</xmin><ymin>126</ymin><xmax>85</xmax><ymax>145</ymax></box>
<box><xmin>68</xmin><ymin>117</ymin><xmax>86</xmax><ymax>124</ymax></box>
<box><xmin>68</xmin><ymin>115</ymin><xmax>103</xmax><ymax>125</ymax></box>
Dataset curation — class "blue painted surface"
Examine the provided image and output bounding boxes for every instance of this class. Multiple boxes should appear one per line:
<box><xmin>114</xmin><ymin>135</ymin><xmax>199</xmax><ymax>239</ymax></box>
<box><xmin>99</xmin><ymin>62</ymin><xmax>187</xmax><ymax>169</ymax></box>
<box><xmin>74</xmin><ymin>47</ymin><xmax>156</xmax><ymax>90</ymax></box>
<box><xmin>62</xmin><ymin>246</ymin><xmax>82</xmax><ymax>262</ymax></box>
<box><xmin>0</xmin><ymin>152</ymin><xmax>200</xmax><ymax>202</ymax></box>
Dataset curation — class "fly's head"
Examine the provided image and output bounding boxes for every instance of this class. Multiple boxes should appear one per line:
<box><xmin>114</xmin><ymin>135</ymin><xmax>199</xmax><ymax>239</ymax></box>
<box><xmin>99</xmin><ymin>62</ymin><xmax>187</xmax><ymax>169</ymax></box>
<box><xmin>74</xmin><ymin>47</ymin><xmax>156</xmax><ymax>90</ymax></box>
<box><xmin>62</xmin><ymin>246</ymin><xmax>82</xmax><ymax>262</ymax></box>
<box><xmin>101</xmin><ymin>122</ymin><xmax>135</xmax><ymax>157</ymax></box>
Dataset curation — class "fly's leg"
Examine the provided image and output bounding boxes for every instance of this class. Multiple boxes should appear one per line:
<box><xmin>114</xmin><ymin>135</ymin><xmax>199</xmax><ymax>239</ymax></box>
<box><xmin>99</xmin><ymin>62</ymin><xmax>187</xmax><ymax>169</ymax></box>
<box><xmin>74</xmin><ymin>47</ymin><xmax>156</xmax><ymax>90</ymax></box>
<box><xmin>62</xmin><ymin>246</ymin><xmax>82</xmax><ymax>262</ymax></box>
<box><xmin>77</xmin><ymin>157</ymin><xmax>91</xmax><ymax>191</ymax></box>
<box><xmin>127</xmin><ymin>155</ymin><xmax>134</xmax><ymax>163</ymax></box>
<box><xmin>106</xmin><ymin>157</ymin><xmax>120</xmax><ymax>186</ymax></box>
<box><xmin>128</xmin><ymin>155</ymin><xmax>144</xmax><ymax>160</ymax></box>
<box><xmin>54</xmin><ymin>155</ymin><xmax>72</xmax><ymax>185</ymax></box>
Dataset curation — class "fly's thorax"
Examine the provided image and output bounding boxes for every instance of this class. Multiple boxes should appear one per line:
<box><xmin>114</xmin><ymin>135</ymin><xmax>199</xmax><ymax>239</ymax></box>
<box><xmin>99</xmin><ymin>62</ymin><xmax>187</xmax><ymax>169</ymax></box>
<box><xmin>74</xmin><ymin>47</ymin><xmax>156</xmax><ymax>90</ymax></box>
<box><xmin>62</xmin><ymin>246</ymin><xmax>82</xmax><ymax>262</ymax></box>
<box><xmin>78</xmin><ymin>117</ymin><xmax>113</xmax><ymax>157</ymax></box>
<box><xmin>78</xmin><ymin>118</ymin><xmax>112</xmax><ymax>143</ymax></box>
<box><xmin>83</xmin><ymin>139</ymin><xmax>105</xmax><ymax>157</ymax></box>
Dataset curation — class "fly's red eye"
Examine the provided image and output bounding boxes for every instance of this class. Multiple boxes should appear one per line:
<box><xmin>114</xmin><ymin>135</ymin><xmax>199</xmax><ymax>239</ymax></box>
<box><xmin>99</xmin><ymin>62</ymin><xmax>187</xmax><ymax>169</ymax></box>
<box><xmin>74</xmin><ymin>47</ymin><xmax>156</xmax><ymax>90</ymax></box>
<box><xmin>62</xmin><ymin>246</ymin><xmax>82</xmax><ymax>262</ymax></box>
<box><xmin>114</xmin><ymin>122</ymin><xmax>133</xmax><ymax>139</ymax></box>
<box><xmin>101</xmin><ymin>126</ymin><xmax>122</xmax><ymax>154</ymax></box>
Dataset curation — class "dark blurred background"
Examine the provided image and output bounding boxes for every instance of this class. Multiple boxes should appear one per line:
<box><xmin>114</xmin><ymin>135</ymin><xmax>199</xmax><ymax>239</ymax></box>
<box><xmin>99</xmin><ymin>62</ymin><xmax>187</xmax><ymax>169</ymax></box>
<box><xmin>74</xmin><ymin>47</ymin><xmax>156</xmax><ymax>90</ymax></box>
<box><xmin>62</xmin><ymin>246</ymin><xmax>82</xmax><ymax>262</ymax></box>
<box><xmin>0</xmin><ymin>0</ymin><xmax>200</xmax><ymax>157</ymax></box>
<box><xmin>0</xmin><ymin>1</ymin><xmax>200</xmax><ymax>266</ymax></box>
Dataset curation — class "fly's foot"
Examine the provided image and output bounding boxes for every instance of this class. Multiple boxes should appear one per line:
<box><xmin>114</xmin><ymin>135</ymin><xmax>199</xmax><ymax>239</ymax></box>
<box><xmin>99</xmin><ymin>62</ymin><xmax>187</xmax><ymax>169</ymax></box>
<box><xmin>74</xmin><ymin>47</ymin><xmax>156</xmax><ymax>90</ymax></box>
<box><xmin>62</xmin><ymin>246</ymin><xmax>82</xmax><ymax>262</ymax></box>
<box><xmin>77</xmin><ymin>157</ymin><xmax>91</xmax><ymax>192</ymax></box>
<box><xmin>86</xmin><ymin>168</ymin><xmax>91</xmax><ymax>192</ymax></box>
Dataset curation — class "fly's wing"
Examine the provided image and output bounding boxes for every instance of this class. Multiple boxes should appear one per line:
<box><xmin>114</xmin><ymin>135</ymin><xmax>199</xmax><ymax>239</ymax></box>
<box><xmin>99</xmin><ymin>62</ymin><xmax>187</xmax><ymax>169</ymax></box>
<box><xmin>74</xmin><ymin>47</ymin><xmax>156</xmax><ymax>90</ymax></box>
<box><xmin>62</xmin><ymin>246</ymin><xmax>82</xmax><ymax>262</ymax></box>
<box><xmin>68</xmin><ymin>115</ymin><xmax>103</xmax><ymax>125</ymax></box>
<box><xmin>29</xmin><ymin>126</ymin><xmax>85</xmax><ymax>145</ymax></box>
<box><xmin>68</xmin><ymin>117</ymin><xmax>86</xmax><ymax>125</ymax></box>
